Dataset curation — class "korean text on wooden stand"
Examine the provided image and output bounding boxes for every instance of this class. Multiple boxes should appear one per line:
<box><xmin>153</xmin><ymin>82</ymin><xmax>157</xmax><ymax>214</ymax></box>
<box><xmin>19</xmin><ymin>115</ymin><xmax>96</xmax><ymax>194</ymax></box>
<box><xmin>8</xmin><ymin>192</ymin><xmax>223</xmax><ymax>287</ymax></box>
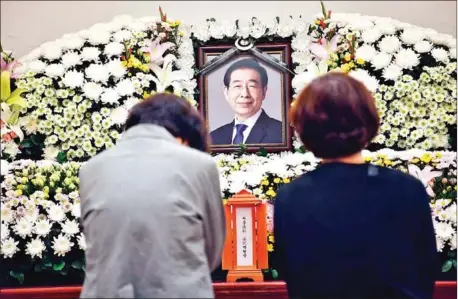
<box><xmin>222</xmin><ymin>189</ymin><xmax>269</xmax><ymax>282</ymax></box>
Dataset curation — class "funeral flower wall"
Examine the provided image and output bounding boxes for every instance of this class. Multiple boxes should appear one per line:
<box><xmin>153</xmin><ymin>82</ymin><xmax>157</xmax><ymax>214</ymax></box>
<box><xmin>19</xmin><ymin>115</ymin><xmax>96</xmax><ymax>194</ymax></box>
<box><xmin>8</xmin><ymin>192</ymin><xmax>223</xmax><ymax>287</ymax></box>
<box><xmin>6</xmin><ymin>13</ymin><xmax>196</xmax><ymax>162</ymax></box>
<box><xmin>0</xmin><ymin>8</ymin><xmax>455</xmax><ymax>163</ymax></box>
<box><xmin>189</xmin><ymin>6</ymin><xmax>457</xmax><ymax>151</ymax></box>
<box><xmin>1</xmin><ymin>150</ymin><xmax>456</xmax><ymax>283</ymax></box>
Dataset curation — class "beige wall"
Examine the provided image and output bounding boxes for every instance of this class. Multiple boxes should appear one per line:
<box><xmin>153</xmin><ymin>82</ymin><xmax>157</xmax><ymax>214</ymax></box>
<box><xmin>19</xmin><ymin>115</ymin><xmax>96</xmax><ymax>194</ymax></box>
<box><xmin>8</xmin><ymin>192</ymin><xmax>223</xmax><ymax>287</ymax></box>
<box><xmin>1</xmin><ymin>1</ymin><xmax>457</xmax><ymax>57</ymax></box>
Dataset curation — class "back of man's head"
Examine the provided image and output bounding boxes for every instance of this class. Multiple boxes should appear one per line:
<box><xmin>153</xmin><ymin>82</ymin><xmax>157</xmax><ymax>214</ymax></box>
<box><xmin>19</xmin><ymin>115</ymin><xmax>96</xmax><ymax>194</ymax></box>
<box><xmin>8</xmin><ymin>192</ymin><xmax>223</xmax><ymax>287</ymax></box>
<box><xmin>125</xmin><ymin>93</ymin><xmax>210</xmax><ymax>152</ymax></box>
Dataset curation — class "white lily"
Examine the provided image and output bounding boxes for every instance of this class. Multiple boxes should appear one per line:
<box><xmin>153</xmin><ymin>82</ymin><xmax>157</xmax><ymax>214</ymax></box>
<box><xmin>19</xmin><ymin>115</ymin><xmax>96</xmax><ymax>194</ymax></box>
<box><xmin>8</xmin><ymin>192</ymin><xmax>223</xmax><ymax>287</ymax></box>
<box><xmin>1</xmin><ymin>102</ymin><xmax>24</xmax><ymax>141</ymax></box>
<box><xmin>149</xmin><ymin>54</ymin><xmax>188</xmax><ymax>93</ymax></box>
<box><xmin>291</xmin><ymin>60</ymin><xmax>329</xmax><ymax>92</ymax></box>
<box><xmin>407</xmin><ymin>164</ymin><xmax>442</xmax><ymax>197</ymax></box>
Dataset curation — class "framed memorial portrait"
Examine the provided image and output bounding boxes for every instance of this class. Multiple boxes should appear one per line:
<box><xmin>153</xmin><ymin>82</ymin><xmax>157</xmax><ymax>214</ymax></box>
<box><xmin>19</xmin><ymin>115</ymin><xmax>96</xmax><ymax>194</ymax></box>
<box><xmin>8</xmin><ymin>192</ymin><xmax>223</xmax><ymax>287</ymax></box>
<box><xmin>197</xmin><ymin>42</ymin><xmax>293</xmax><ymax>153</ymax></box>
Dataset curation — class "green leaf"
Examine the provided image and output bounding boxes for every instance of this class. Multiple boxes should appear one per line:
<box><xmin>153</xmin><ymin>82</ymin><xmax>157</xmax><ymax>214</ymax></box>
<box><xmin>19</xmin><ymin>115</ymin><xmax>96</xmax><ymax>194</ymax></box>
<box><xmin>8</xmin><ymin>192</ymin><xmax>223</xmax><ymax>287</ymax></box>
<box><xmin>7</xmin><ymin>111</ymin><xmax>19</xmax><ymax>125</ymax></box>
<box><xmin>447</xmin><ymin>251</ymin><xmax>456</xmax><ymax>257</ymax></box>
<box><xmin>442</xmin><ymin>260</ymin><xmax>453</xmax><ymax>272</ymax></box>
<box><xmin>1</xmin><ymin>71</ymin><xmax>11</xmax><ymax>101</ymax></box>
<box><xmin>6</xmin><ymin>92</ymin><xmax>27</xmax><ymax>109</ymax></box>
<box><xmin>71</xmin><ymin>260</ymin><xmax>83</xmax><ymax>270</ymax></box>
<box><xmin>43</xmin><ymin>258</ymin><xmax>52</xmax><ymax>268</ymax></box>
<box><xmin>9</xmin><ymin>270</ymin><xmax>24</xmax><ymax>284</ymax></box>
<box><xmin>271</xmin><ymin>269</ymin><xmax>279</xmax><ymax>279</ymax></box>
<box><xmin>453</xmin><ymin>260</ymin><xmax>457</xmax><ymax>269</ymax></box>
<box><xmin>20</xmin><ymin>139</ymin><xmax>34</xmax><ymax>149</ymax></box>
<box><xmin>257</xmin><ymin>147</ymin><xmax>268</xmax><ymax>157</ymax></box>
<box><xmin>34</xmin><ymin>263</ymin><xmax>45</xmax><ymax>272</ymax></box>
<box><xmin>53</xmin><ymin>260</ymin><xmax>66</xmax><ymax>271</ymax></box>
<box><xmin>320</xmin><ymin>1</ymin><xmax>327</xmax><ymax>18</ymax></box>
<box><xmin>57</xmin><ymin>151</ymin><xmax>67</xmax><ymax>164</ymax></box>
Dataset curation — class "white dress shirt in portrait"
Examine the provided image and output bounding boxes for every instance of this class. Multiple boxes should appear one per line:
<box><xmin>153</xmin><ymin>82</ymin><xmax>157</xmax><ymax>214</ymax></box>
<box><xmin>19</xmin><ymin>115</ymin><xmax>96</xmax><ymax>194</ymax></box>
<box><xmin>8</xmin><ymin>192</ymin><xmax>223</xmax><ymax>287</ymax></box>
<box><xmin>231</xmin><ymin>109</ymin><xmax>263</xmax><ymax>144</ymax></box>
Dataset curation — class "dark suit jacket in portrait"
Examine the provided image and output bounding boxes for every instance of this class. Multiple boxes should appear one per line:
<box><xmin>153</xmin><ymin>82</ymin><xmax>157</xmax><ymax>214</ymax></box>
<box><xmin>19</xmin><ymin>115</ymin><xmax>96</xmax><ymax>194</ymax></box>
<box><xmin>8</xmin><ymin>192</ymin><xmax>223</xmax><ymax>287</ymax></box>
<box><xmin>210</xmin><ymin>109</ymin><xmax>282</xmax><ymax>145</ymax></box>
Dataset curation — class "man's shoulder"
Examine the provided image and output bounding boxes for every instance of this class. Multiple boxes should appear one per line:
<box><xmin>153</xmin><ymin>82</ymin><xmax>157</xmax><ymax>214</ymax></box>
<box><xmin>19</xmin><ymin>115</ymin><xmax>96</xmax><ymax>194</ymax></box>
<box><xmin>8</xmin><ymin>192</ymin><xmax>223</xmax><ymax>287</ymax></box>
<box><xmin>259</xmin><ymin>111</ymin><xmax>282</xmax><ymax>128</ymax></box>
<box><xmin>211</xmin><ymin>122</ymin><xmax>233</xmax><ymax>135</ymax></box>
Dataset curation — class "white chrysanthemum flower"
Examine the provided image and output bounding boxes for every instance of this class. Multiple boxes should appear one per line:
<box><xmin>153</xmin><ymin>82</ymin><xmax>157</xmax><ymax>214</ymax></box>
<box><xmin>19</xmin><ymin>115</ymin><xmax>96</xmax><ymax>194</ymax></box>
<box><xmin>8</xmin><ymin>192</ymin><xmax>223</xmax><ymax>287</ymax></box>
<box><xmin>382</xmin><ymin>64</ymin><xmax>402</xmax><ymax>81</ymax></box>
<box><xmin>434</xmin><ymin>221</ymin><xmax>455</xmax><ymax>241</ymax></box>
<box><xmin>376</xmin><ymin>22</ymin><xmax>397</xmax><ymax>35</ymax></box>
<box><xmin>113</xmin><ymin>30</ymin><xmax>133</xmax><ymax>43</ymax></box>
<box><xmin>104</xmin><ymin>42</ymin><xmax>124</xmax><ymax>56</ymax></box>
<box><xmin>1</xmin><ymin>159</ymin><xmax>11</xmax><ymax>176</ymax></box>
<box><xmin>1</xmin><ymin>237</ymin><xmax>19</xmax><ymax>258</ymax></box>
<box><xmin>395</xmin><ymin>48</ymin><xmax>420</xmax><ymax>69</ymax></box>
<box><xmin>400</xmin><ymin>27</ymin><xmax>426</xmax><ymax>45</ymax></box>
<box><xmin>105</xmin><ymin>60</ymin><xmax>126</xmax><ymax>79</ymax></box>
<box><xmin>378</xmin><ymin>36</ymin><xmax>401</xmax><ymax>53</ymax></box>
<box><xmin>85</xmin><ymin>64</ymin><xmax>110</xmax><ymax>83</ymax></box>
<box><xmin>361</xmin><ymin>28</ymin><xmax>382</xmax><ymax>44</ymax></box>
<box><xmin>413</xmin><ymin>40</ymin><xmax>433</xmax><ymax>53</ymax></box>
<box><xmin>110</xmin><ymin>106</ymin><xmax>129</xmax><ymax>125</ymax></box>
<box><xmin>124</xmin><ymin>97</ymin><xmax>141</xmax><ymax>111</ymax></box>
<box><xmin>42</xmin><ymin>146</ymin><xmax>59</xmax><ymax>161</ymax></box>
<box><xmin>28</xmin><ymin>60</ymin><xmax>47</xmax><ymax>73</ymax></box>
<box><xmin>48</xmin><ymin>204</ymin><xmax>66</xmax><ymax>222</ymax></box>
<box><xmin>77</xmin><ymin>233</ymin><xmax>87</xmax><ymax>251</ymax></box>
<box><xmin>431</xmin><ymin>48</ymin><xmax>449</xmax><ymax>63</ymax></box>
<box><xmin>355</xmin><ymin>44</ymin><xmax>377</xmax><ymax>62</ymax></box>
<box><xmin>42</xmin><ymin>43</ymin><xmax>63</xmax><ymax>60</ymax></box>
<box><xmin>61</xmin><ymin>35</ymin><xmax>85</xmax><ymax>50</ymax></box>
<box><xmin>371</xmin><ymin>52</ymin><xmax>392</xmax><ymax>70</ymax></box>
<box><xmin>24</xmin><ymin>207</ymin><xmax>39</xmax><ymax>223</ymax></box>
<box><xmin>61</xmin><ymin>220</ymin><xmax>80</xmax><ymax>236</ymax></box>
<box><xmin>87</xmin><ymin>30</ymin><xmax>111</xmax><ymax>45</ymax></box>
<box><xmin>25</xmin><ymin>238</ymin><xmax>46</xmax><ymax>258</ymax></box>
<box><xmin>449</xmin><ymin>234</ymin><xmax>457</xmax><ymax>251</ymax></box>
<box><xmin>45</xmin><ymin>64</ymin><xmax>66</xmax><ymax>78</ymax></box>
<box><xmin>101</xmin><ymin>88</ymin><xmax>121</xmax><ymax>104</ymax></box>
<box><xmin>349</xmin><ymin>18</ymin><xmax>374</xmax><ymax>31</ymax></box>
<box><xmin>115</xmin><ymin>79</ymin><xmax>135</xmax><ymax>96</ymax></box>
<box><xmin>127</xmin><ymin>21</ymin><xmax>148</xmax><ymax>32</ymax></box>
<box><xmin>71</xmin><ymin>202</ymin><xmax>81</xmax><ymax>218</ymax></box>
<box><xmin>1</xmin><ymin>224</ymin><xmax>9</xmax><ymax>240</ymax></box>
<box><xmin>1</xmin><ymin>205</ymin><xmax>13</xmax><ymax>223</ymax></box>
<box><xmin>3</xmin><ymin>142</ymin><xmax>20</xmax><ymax>158</ymax></box>
<box><xmin>348</xmin><ymin>69</ymin><xmax>379</xmax><ymax>92</ymax></box>
<box><xmin>61</xmin><ymin>52</ymin><xmax>81</xmax><ymax>68</ymax></box>
<box><xmin>52</xmin><ymin>234</ymin><xmax>74</xmax><ymax>257</ymax></box>
<box><xmin>82</xmin><ymin>82</ymin><xmax>104</xmax><ymax>101</ymax></box>
<box><xmin>62</xmin><ymin>70</ymin><xmax>85</xmax><ymax>88</ymax></box>
<box><xmin>13</xmin><ymin>218</ymin><xmax>33</xmax><ymax>238</ymax></box>
<box><xmin>34</xmin><ymin>219</ymin><xmax>52</xmax><ymax>236</ymax></box>
<box><xmin>81</xmin><ymin>47</ymin><xmax>101</xmax><ymax>62</ymax></box>
<box><xmin>450</xmin><ymin>48</ymin><xmax>457</xmax><ymax>59</ymax></box>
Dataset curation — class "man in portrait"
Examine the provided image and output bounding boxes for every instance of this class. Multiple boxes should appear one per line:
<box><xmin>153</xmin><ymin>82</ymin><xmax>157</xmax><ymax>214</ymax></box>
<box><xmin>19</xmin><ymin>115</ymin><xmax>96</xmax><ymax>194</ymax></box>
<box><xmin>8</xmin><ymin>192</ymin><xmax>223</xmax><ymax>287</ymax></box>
<box><xmin>210</xmin><ymin>58</ymin><xmax>283</xmax><ymax>145</ymax></box>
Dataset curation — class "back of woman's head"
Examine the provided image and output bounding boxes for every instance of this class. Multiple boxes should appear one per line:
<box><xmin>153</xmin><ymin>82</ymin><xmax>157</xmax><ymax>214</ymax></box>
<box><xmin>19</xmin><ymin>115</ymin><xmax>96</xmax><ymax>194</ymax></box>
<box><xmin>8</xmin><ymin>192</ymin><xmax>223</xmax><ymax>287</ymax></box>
<box><xmin>125</xmin><ymin>93</ymin><xmax>210</xmax><ymax>152</ymax></box>
<box><xmin>290</xmin><ymin>72</ymin><xmax>380</xmax><ymax>159</ymax></box>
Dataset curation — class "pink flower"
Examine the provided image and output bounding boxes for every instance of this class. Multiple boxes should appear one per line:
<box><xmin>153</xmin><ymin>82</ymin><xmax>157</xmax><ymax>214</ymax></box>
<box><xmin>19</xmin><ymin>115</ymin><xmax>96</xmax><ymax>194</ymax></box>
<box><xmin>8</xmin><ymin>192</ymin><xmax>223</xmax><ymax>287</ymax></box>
<box><xmin>141</xmin><ymin>37</ymin><xmax>175</xmax><ymax>66</ymax></box>
<box><xmin>266</xmin><ymin>202</ymin><xmax>274</xmax><ymax>232</ymax></box>
<box><xmin>309</xmin><ymin>34</ymin><xmax>340</xmax><ymax>60</ymax></box>
<box><xmin>1</xmin><ymin>56</ymin><xmax>22</xmax><ymax>79</ymax></box>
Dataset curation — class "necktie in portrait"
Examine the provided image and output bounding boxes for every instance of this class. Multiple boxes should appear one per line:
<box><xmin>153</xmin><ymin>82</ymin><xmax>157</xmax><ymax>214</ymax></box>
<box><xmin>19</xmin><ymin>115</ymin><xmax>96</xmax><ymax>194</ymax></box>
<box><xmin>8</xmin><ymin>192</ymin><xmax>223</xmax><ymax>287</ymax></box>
<box><xmin>232</xmin><ymin>124</ymin><xmax>248</xmax><ymax>144</ymax></box>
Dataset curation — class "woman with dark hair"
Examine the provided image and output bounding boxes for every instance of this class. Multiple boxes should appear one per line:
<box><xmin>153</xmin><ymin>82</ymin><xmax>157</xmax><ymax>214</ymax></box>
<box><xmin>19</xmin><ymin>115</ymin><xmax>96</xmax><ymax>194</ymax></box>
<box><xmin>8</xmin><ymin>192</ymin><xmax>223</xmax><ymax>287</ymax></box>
<box><xmin>79</xmin><ymin>93</ymin><xmax>225</xmax><ymax>298</ymax></box>
<box><xmin>273</xmin><ymin>73</ymin><xmax>438</xmax><ymax>299</ymax></box>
